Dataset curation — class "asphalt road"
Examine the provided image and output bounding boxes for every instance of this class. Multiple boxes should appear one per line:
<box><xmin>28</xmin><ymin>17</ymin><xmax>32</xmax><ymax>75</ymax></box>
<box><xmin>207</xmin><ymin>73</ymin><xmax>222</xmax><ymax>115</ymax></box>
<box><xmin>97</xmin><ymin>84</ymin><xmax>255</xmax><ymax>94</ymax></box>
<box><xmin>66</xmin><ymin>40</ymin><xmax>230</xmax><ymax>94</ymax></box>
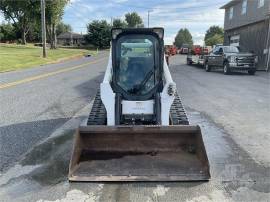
<box><xmin>0</xmin><ymin>52</ymin><xmax>108</xmax><ymax>172</ymax></box>
<box><xmin>0</xmin><ymin>54</ymin><xmax>269</xmax><ymax>202</ymax></box>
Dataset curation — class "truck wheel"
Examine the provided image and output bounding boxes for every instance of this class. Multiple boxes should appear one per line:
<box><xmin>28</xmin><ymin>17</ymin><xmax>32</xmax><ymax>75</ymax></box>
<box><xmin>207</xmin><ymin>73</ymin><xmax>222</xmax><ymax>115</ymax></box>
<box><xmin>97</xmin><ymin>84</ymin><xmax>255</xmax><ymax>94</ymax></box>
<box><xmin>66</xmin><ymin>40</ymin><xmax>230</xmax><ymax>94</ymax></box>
<box><xmin>248</xmin><ymin>69</ymin><xmax>256</xmax><ymax>75</ymax></box>
<box><xmin>223</xmin><ymin>63</ymin><xmax>231</xmax><ymax>75</ymax></box>
<box><xmin>205</xmin><ymin>62</ymin><xmax>211</xmax><ymax>72</ymax></box>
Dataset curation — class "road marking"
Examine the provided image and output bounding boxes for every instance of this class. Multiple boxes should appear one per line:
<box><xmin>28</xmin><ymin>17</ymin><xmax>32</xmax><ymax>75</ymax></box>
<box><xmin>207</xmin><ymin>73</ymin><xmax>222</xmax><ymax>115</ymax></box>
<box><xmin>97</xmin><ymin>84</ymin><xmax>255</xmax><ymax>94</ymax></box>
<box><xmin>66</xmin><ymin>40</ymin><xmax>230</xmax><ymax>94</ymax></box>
<box><xmin>0</xmin><ymin>57</ymin><xmax>106</xmax><ymax>90</ymax></box>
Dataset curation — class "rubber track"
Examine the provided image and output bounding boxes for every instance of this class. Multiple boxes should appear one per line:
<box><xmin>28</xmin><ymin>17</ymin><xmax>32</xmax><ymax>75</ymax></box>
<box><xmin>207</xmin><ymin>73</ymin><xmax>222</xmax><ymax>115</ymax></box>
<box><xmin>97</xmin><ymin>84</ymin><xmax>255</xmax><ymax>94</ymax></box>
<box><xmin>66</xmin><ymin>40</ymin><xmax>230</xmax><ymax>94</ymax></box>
<box><xmin>87</xmin><ymin>90</ymin><xmax>189</xmax><ymax>125</ymax></box>
<box><xmin>170</xmin><ymin>92</ymin><xmax>189</xmax><ymax>125</ymax></box>
<box><xmin>87</xmin><ymin>90</ymin><xmax>107</xmax><ymax>125</ymax></box>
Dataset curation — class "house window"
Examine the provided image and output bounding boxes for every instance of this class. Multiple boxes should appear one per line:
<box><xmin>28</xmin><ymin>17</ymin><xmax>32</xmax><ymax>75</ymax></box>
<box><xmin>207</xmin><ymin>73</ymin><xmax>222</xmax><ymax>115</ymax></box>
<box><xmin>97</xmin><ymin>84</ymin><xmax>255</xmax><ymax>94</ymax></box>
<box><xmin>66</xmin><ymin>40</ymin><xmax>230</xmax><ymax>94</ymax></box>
<box><xmin>258</xmin><ymin>0</ymin><xmax>264</xmax><ymax>8</ymax></box>
<box><xmin>229</xmin><ymin>7</ymin><xmax>234</xmax><ymax>19</ymax></box>
<box><xmin>242</xmin><ymin>0</ymin><xmax>247</xmax><ymax>14</ymax></box>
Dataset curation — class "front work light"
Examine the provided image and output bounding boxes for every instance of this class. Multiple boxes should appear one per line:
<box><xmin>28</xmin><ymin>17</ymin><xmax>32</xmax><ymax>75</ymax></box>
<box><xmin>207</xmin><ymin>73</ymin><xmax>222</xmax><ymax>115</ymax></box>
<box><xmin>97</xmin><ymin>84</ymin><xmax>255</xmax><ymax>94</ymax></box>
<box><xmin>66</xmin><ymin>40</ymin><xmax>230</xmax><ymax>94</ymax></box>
<box><xmin>153</xmin><ymin>28</ymin><xmax>164</xmax><ymax>39</ymax></box>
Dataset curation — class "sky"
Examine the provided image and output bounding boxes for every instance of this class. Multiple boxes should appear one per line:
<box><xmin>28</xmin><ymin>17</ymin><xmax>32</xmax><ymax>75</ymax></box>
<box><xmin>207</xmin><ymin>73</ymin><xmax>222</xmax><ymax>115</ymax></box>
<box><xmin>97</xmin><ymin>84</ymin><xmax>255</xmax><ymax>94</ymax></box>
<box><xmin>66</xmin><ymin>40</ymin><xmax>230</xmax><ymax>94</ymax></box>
<box><xmin>0</xmin><ymin>0</ymin><xmax>227</xmax><ymax>45</ymax></box>
<box><xmin>64</xmin><ymin>0</ymin><xmax>227</xmax><ymax>45</ymax></box>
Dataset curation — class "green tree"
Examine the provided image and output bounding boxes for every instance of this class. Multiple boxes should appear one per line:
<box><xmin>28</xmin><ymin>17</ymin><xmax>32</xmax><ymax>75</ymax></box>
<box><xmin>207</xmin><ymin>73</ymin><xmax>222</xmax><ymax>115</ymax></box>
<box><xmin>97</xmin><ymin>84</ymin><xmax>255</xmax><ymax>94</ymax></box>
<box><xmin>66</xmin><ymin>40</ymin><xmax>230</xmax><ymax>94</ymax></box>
<box><xmin>125</xmin><ymin>12</ymin><xmax>143</xmax><ymax>28</ymax></box>
<box><xmin>26</xmin><ymin>21</ymin><xmax>41</xmax><ymax>42</ymax></box>
<box><xmin>174</xmin><ymin>28</ymin><xmax>193</xmax><ymax>48</ymax></box>
<box><xmin>205</xmin><ymin>34</ymin><xmax>224</xmax><ymax>46</ymax></box>
<box><xmin>112</xmin><ymin>18</ymin><xmax>127</xmax><ymax>28</ymax></box>
<box><xmin>0</xmin><ymin>22</ymin><xmax>16</xmax><ymax>42</ymax></box>
<box><xmin>204</xmin><ymin>25</ymin><xmax>224</xmax><ymax>42</ymax></box>
<box><xmin>46</xmin><ymin>0</ymin><xmax>69</xmax><ymax>49</ymax></box>
<box><xmin>0</xmin><ymin>0</ymin><xmax>39</xmax><ymax>44</ymax></box>
<box><xmin>85</xmin><ymin>20</ymin><xmax>111</xmax><ymax>48</ymax></box>
<box><xmin>56</xmin><ymin>22</ymin><xmax>72</xmax><ymax>36</ymax></box>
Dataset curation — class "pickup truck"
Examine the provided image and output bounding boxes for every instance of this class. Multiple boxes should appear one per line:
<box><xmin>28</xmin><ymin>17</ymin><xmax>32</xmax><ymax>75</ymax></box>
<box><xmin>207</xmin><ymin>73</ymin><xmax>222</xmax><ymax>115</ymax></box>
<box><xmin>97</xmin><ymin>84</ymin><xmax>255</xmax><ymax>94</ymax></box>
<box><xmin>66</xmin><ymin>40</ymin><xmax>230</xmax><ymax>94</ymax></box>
<box><xmin>204</xmin><ymin>46</ymin><xmax>257</xmax><ymax>75</ymax></box>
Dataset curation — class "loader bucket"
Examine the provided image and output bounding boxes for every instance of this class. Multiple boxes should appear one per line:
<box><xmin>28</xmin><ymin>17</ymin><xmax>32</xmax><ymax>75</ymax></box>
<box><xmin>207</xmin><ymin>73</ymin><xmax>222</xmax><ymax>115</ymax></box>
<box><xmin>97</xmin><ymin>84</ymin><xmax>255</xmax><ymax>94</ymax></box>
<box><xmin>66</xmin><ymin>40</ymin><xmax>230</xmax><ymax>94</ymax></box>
<box><xmin>68</xmin><ymin>125</ymin><xmax>210</xmax><ymax>181</ymax></box>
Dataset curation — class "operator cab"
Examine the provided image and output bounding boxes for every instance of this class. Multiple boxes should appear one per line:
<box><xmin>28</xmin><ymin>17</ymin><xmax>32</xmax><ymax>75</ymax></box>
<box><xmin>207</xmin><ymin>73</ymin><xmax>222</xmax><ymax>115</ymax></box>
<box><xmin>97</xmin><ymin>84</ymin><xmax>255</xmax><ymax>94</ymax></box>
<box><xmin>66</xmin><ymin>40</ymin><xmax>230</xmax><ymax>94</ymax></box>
<box><xmin>112</xmin><ymin>28</ymin><xmax>164</xmax><ymax>100</ymax></box>
<box><xmin>111</xmin><ymin>28</ymin><xmax>164</xmax><ymax>124</ymax></box>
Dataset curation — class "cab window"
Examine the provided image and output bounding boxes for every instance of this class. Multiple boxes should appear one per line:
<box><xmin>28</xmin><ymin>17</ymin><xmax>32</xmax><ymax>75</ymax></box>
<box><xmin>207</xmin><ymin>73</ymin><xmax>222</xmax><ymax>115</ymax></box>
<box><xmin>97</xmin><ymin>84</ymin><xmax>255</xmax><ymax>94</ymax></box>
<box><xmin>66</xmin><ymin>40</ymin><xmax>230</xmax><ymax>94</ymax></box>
<box><xmin>115</xmin><ymin>34</ymin><xmax>158</xmax><ymax>95</ymax></box>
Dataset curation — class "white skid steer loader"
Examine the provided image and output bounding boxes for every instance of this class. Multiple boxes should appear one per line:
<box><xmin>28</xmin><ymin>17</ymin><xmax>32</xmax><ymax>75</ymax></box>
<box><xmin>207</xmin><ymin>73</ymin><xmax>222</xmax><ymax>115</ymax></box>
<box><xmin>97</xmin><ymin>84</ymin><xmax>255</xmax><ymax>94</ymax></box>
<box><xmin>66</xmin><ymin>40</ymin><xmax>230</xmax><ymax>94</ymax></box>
<box><xmin>69</xmin><ymin>28</ymin><xmax>210</xmax><ymax>181</ymax></box>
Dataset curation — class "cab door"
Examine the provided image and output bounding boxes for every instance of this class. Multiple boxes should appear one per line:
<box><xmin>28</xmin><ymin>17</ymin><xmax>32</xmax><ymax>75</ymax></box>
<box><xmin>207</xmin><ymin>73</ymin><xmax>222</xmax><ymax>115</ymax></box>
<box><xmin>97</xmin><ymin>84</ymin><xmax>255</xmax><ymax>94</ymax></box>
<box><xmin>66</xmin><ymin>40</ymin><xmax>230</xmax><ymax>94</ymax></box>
<box><xmin>215</xmin><ymin>47</ymin><xmax>224</xmax><ymax>67</ymax></box>
<box><xmin>207</xmin><ymin>47</ymin><xmax>217</xmax><ymax>65</ymax></box>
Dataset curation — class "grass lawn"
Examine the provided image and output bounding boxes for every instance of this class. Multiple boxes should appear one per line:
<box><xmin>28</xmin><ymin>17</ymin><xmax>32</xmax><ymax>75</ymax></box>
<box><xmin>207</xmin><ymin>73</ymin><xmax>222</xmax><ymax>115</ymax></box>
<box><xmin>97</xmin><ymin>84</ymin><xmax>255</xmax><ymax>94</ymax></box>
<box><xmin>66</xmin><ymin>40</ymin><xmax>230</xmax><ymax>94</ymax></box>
<box><xmin>0</xmin><ymin>43</ymin><xmax>95</xmax><ymax>72</ymax></box>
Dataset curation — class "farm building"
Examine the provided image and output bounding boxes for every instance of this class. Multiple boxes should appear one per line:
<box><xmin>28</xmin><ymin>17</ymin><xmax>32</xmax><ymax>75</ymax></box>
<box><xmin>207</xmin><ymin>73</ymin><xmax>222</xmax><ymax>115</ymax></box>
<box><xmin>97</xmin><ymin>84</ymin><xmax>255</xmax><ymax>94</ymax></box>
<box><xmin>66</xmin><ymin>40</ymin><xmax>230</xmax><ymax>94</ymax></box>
<box><xmin>221</xmin><ymin>0</ymin><xmax>270</xmax><ymax>70</ymax></box>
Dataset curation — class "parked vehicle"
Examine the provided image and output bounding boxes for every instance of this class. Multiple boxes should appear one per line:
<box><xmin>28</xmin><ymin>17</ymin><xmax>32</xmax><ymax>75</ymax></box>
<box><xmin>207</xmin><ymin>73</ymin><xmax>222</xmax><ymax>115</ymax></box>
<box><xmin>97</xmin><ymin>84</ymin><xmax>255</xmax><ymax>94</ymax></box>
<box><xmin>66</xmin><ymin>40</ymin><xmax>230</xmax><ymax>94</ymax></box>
<box><xmin>180</xmin><ymin>44</ymin><xmax>189</xmax><ymax>54</ymax></box>
<box><xmin>187</xmin><ymin>52</ymin><xmax>205</xmax><ymax>66</ymax></box>
<box><xmin>212</xmin><ymin>44</ymin><xmax>223</xmax><ymax>50</ymax></box>
<box><xmin>165</xmin><ymin>45</ymin><xmax>177</xmax><ymax>55</ymax></box>
<box><xmin>204</xmin><ymin>46</ymin><xmax>257</xmax><ymax>75</ymax></box>
<box><xmin>202</xmin><ymin>46</ymin><xmax>212</xmax><ymax>55</ymax></box>
<box><xmin>170</xmin><ymin>46</ymin><xmax>177</xmax><ymax>55</ymax></box>
<box><xmin>192</xmin><ymin>45</ymin><xmax>201</xmax><ymax>55</ymax></box>
<box><xmin>186</xmin><ymin>46</ymin><xmax>211</xmax><ymax>66</ymax></box>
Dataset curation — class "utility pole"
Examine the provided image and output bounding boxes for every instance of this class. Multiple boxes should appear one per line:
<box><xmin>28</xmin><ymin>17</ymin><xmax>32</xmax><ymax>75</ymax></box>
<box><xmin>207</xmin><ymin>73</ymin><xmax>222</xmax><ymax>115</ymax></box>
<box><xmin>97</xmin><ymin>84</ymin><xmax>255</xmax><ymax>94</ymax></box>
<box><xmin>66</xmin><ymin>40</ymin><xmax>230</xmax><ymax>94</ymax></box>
<box><xmin>41</xmin><ymin>0</ymin><xmax>46</xmax><ymax>58</ymax></box>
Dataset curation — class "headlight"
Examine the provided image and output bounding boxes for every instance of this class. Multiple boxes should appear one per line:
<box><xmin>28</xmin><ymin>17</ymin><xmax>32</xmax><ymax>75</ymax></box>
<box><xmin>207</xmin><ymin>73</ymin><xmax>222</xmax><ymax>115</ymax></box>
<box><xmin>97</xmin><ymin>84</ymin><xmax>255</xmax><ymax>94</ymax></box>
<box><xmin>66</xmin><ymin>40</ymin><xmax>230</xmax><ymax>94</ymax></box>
<box><xmin>254</xmin><ymin>56</ymin><xmax>258</xmax><ymax>64</ymax></box>
<box><xmin>230</xmin><ymin>56</ymin><xmax>236</xmax><ymax>63</ymax></box>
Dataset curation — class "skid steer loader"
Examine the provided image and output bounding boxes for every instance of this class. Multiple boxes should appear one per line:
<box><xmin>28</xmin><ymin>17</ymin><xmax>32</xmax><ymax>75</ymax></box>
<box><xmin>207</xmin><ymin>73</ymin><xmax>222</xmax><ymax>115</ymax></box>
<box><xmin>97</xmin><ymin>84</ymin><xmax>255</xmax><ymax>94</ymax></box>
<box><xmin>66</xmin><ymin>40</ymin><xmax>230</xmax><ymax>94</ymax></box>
<box><xmin>69</xmin><ymin>28</ymin><xmax>210</xmax><ymax>181</ymax></box>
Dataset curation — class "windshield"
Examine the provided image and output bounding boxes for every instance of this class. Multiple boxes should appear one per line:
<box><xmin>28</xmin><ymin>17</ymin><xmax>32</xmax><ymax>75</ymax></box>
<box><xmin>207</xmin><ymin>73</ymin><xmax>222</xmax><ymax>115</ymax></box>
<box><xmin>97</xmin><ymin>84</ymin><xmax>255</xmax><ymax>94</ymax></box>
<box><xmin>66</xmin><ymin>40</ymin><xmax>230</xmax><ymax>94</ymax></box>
<box><xmin>223</xmin><ymin>46</ymin><xmax>239</xmax><ymax>53</ymax></box>
<box><xmin>116</xmin><ymin>34</ymin><xmax>158</xmax><ymax>95</ymax></box>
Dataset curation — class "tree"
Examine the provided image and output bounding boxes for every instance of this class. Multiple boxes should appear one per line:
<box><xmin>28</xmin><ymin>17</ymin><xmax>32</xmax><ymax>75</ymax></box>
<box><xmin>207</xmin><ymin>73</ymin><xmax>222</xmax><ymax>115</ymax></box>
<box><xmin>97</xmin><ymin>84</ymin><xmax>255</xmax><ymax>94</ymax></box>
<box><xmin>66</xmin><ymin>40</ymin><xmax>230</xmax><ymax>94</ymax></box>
<box><xmin>174</xmin><ymin>28</ymin><xmax>193</xmax><ymax>48</ymax></box>
<box><xmin>0</xmin><ymin>0</ymin><xmax>39</xmax><ymax>44</ymax></box>
<box><xmin>85</xmin><ymin>20</ymin><xmax>111</xmax><ymax>48</ymax></box>
<box><xmin>46</xmin><ymin>0</ymin><xmax>69</xmax><ymax>49</ymax></box>
<box><xmin>112</xmin><ymin>18</ymin><xmax>127</xmax><ymax>28</ymax></box>
<box><xmin>26</xmin><ymin>21</ymin><xmax>41</xmax><ymax>42</ymax></box>
<box><xmin>125</xmin><ymin>12</ymin><xmax>143</xmax><ymax>28</ymax></box>
<box><xmin>205</xmin><ymin>34</ymin><xmax>224</xmax><ymax>46</ymax></box>
<box><xmin>204</xmin><ymin>25</ymin><xmax>224</xmax><ymax>42</ymax></box>
<box><xmin>56</xmin><ymin>22</ymin><xmax>72</xmax><ymax>36</ymax></box>
<box><xmin>0</xmin><ymin>22</ymin><xmax>16</xmax><ymax>42</ymax></box>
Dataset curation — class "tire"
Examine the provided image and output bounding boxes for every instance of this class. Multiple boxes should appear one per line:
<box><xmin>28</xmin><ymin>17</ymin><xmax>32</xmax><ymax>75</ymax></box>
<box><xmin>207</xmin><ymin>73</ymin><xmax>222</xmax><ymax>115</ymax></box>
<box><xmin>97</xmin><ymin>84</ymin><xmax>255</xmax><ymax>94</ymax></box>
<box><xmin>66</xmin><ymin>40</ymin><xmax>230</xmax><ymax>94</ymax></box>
<box><xmin>205</xmin><ymin>62</ymin><xmax>211</xmax><ymax>72</ymax></box>
<box><xmin>248</xmin><ymin>69</ymin><xmax>256</xmax><ymax>75</ymax></box>
<box><xmin>223</xmin><ymin>62</ymin><xmax>231</xmax><ymax>75</ymax></box>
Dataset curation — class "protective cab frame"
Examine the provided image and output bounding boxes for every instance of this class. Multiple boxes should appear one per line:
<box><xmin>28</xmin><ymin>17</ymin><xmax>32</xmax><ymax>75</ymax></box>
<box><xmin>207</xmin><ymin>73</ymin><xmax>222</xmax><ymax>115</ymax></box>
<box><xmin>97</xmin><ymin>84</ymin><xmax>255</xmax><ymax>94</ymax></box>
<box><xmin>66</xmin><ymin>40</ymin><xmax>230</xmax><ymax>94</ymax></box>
<box><xmin>100</xmin><ymin>28</ymin><xmax>176</xmax><ymax>126</ymax></box>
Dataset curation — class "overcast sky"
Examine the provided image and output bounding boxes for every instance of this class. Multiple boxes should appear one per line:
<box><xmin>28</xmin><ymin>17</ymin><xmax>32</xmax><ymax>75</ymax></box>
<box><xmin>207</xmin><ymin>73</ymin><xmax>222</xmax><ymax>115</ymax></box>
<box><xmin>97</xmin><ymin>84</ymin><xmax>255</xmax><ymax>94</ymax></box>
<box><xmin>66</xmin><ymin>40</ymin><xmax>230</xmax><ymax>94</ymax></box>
<box><xmin>0</xmin><ymin>0</ymin><xmax>227</xmax><ymax>45</ymax></box>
